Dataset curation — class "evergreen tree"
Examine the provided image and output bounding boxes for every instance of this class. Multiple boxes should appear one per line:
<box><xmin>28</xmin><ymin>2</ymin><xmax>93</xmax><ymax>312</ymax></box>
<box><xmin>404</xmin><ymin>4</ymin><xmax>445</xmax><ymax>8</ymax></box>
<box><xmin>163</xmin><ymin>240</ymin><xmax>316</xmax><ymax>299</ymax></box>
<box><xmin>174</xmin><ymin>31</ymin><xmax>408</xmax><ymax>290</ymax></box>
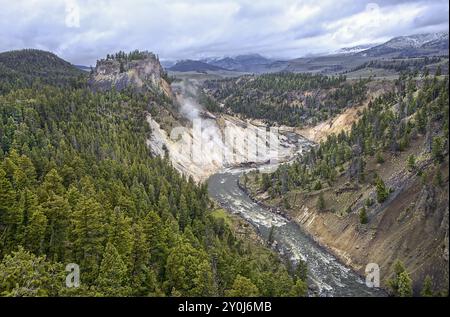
<box><xmin>70</xmin><ymin>196</ymin><xmax>106</xmax><ymax>284</ymax></box>
<box><xmin>0</xmin><ymin>168</ymin><xmax>19</xmax><ymax>255</ymax></box>
<box><xmin>178</xmin><ymin>194</ymin><xmax>189</xmax><ymax>231</ymax></box>
<box><xmin>24</xmin><ymin>208</ymin><xmax>47</xmax><ymax>254</ymax></box>
<box><xmin>225</xmin><ymin>275</ymin><xmax>260</xmax><ymax>297</ymax></box>
<box><xmin>0</xmin><ymin>246</ymin><xmax>64</xmax><ymax>296</ymax></box>
<box><xmin>96</xmin><ymin>242</ymin><xmax>131</xmax><ymax>296</ymax></box>
<box><xmin>295</xmin><ymin>259</ymin><xmax>308</xmax><ymax>282</ymax></box>
<box><xmin>107</xmin><ymin>207</ymin><xmax>133</xmax><ymax>260</ymax></box>
<box><xmin>397</xmin><ymin>271</ymin><xmax>413</xmax><ymax>297</ymax></box>
<box><xmin>164</xmin><ymin>242</ymin><xmax>214</xmax><ymax>296</ymax></box>
<box><xmin>388</xmin><ymin>260</ymin><xmax>413</xmax><ymax>297</ymax></box>
<box><xmin>375</xmin><ymin>177</ymin><xmax>389</xmax><ymax>203</ymax></box>
<box><xmin>317</xmin><ymin>192</ymin><xmax>326</xmax><ymax>211</ymax></box>
<box><xmin>420</xmin><ymin>275</ymin><xmax>434</xmax><ymax>297</ymax></box>
<box><xmin>431</xmin><ymin>137</ymin><xmax>444</xmax><ymax>163</ymax></box>
<box><xmin>407</xmin><ymin>154</ymin><xmax>416</xmax><ymax>172</ymax></box>
<box><xmin>291</xmin><ymin>279</ymin><xmax>308</xmax><ymax>297</ymax></box>
<box><xmin>359</xmin><ymin>207</ymin><xmax>368</xmax><ymax>224</ymax></box>
<box><xmin>41</xmin><ymin>193</ymin><xmax>70</xmax><ymax>261</ymax></box>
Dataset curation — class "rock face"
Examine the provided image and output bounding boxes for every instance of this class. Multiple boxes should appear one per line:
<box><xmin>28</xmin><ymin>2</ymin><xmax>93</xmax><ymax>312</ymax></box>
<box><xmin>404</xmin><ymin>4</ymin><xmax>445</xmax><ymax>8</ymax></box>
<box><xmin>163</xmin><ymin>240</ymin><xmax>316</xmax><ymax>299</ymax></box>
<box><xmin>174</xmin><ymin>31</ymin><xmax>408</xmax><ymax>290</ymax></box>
<box><xmin>89</xmin><ymin>52</ymin><xmax>169</xmax><ymax>93</ymax></box>
<box><xmin>146</xmin><ymin>79</ymin><xmax>306</xmax><ymax>182</ymax></box>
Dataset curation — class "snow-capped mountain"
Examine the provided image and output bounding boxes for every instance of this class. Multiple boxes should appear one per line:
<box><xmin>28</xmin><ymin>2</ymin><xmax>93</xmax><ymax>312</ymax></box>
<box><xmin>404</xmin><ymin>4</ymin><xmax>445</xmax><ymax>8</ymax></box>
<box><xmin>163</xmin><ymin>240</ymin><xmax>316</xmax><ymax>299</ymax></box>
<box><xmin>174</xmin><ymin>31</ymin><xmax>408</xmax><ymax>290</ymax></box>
<box><xmin>382</xmin><ymin>32</ymin><xmax>448</xmax><ymax>49</ymax></box>
<box><xmin>358</xmin><ymin>32</ymin><xmax>449</xmax><ymax>57</ymax></box>
<box><xmin>333</xmin><ymin>44</ymin><xmax>379</xmax><ymax>55</ymax></box>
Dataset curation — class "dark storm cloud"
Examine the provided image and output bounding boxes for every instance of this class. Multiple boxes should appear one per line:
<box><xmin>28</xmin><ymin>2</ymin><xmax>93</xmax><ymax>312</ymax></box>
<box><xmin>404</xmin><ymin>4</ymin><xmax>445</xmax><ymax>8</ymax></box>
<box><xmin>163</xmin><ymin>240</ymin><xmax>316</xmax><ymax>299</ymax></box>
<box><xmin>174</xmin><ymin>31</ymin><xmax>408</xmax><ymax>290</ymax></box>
<box><xmin>413</xmin><ymin>2</ymin><xmax>449</xmax><ymax>28</ymax></box>
<box><xmin>0</xmin><ymin>0</ymin><xmax>448</xmax><ymax>65</ymax></box>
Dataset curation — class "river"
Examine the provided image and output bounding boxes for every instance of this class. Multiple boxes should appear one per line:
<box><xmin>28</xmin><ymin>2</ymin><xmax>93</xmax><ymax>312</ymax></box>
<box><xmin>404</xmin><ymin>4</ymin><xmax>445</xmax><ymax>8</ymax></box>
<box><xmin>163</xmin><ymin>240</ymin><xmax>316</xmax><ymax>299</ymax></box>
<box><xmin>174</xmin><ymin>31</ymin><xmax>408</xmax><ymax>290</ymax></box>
<box><xmin>207</xmin><ymin>140</ymin><xmax>386</xmax><ymax>297</ymax></box>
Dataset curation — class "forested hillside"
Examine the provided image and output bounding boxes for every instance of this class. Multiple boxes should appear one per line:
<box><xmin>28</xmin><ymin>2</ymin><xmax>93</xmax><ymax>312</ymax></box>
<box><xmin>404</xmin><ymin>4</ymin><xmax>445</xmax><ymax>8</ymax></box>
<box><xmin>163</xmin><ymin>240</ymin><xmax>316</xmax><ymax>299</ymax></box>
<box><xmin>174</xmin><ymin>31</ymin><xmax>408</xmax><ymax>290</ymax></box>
<box><xmin>0</xmin><ymin>49</ymin><xmax>86</xmax><ymax>94</ymax></box>
<box><xmin>243</xmin><ymin>71</ymin><xmax>449</xmax><ymax>295</ymax></box>
<box><xmin>0</xmin><ymin>50</ymin><xmax>303</xmax><ymax>297</ymax></box>
<box><xmin>262</xmin><ymin>73</ymin><xmax>448</xmax><ymax>194</ymax></box>
<box><xmin>201</xmin><ymin>73</ymin><xmax>369</xmax><ymax>126</ymax></box>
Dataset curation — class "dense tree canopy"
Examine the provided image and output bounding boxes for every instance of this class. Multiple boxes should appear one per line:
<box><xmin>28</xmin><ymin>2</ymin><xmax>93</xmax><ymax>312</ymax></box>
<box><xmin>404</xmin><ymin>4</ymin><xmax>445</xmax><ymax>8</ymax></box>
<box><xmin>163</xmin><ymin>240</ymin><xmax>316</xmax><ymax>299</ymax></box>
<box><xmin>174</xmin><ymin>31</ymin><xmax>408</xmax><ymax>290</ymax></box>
<box><xmin>0</xmin><ymin>53</ymin><xmax>299</xmax><ymax>297</ymax></box>
<box><xmin>202</xmin><ymin>72</ymin><xmax>368</xmax><ymax>126</ymax></box>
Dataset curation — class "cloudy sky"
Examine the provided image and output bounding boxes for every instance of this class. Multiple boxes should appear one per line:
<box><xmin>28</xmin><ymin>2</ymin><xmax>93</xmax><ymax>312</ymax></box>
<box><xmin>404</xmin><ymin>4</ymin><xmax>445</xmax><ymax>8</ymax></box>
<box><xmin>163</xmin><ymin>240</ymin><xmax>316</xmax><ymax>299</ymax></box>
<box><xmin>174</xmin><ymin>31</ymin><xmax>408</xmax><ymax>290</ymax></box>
<box><xmin>0</xmin><ymin>0</ymin><xmax>448</xmax><ymax>65</ymax></box>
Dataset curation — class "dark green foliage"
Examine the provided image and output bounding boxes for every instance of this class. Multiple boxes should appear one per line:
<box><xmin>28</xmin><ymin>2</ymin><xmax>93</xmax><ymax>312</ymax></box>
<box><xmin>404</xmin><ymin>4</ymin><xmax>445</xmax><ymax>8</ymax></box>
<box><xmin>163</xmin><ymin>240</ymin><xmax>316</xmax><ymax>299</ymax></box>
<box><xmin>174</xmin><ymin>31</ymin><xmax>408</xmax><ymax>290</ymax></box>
<box><xmin>0</xmin><ymin>61</ymin><xmax>298</xmax><ymax>297</ymax></box>
<box><xmin>259</xmin><ymin>73</ymin><xmax>448</xmax><ymax>217</ymax></box>
<box><xmin>359</xmin><ymin>207</ymin><xmax>368</xmax><ymax>224</ymax></box>
<box><xmin>375</xmin><ymin>177</ymin><xmax>389</xmax><ymax>203</ymax></box>
<box><xmin>376</xmin><ymin>151</ymin><xmax>385</xmax><ymax>164</ymax></box>
<box><xmin>316</xmin><ymin>193</ymin><xmax>326</xmax><ymax>211</ymax></box>
<box><xmin>0</xmin><ymin>246</ymin><xmax>64</xmax><ymax>296</ymax></box>
<box><xmin>294</xmin><ymin>259</ymin><xmax>308</xmax><ymax>282</ymax></box>
<box><xmin>224</xmin><ymin>275</ymin><xmax>259</xmax><ymax>297</ymax></box>
<box><xmin>388</xmin><ymin>260</ymin><xmax>413</xmax><ymax>297</ymax></box>
<box><xmin>432</xmin><ymin>137</ymin><xmax>445</xmax><ymax>163</ymax></box>
<box><xmin>203</xmin><ymin>73</ymin><xmax>368</xmax><ymax>126</ymax></box>
<box><xmin>0</xmin><ymin>49</ymin><xmax>86</xmax><ymax>93</ymax></box>
<box><xmin>348</xmin><ymin>57</ymin><xmax>443</xmax><ymax>74</ymax></box>
<box><xmin>421</xmin><ymin>275</ymin><xmax>434</xmax><ymax>297</ymax></box>
<box><xmin>105</xmin><ymin>50</ymin><xmax>151</xmax><ymax>62</ymax></box>
<box><xmin>407</xmin><ymin>154</ymin><xmax>416</xmax><ymax>171</ymax></box>
<box><xmin>365</xmin><ymin>198</ymin><xmax>374</xmax><ymax>207</ymax></box>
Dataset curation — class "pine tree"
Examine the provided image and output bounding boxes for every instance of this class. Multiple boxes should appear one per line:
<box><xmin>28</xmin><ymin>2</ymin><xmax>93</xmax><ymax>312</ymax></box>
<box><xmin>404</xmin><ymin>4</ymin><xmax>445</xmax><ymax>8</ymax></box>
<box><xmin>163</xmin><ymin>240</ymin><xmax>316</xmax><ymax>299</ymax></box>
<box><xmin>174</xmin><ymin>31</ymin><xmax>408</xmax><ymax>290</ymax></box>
<box><xmin>397</xmin><ymin>271</ymin><xmax>413</xmax><ymax>297</ymax></box>
<box><xmin>192</xmin><ymin>260</ymin><xmax>217</xmax><ymax>296</ymax></box>
<box><xmin>24</xmin><ymin>208</ymin><xmax>47</xmax><ymax>254</ymax></box>
<box><xmin>164</xmin><ymin>242</ymin><xmax>214</xmax><ymax>296</ymax></box>
<box><xmin>389</xmin><ymin>260</ymin><xmax>413</xmax><ymax>297</ymax></box>
<box><xmin>359</xmin><ymin>207</ymin><xmax>368</xmax><ymax>224</ymax></box>
<box><xmin>143</xmin><ymin>210</ymin><xmax>168</xmax><ymax>271</ymax></box>
<box><xmin>41</xmin><ymin>193</ymin><xmax>70</xmax><ymax>261</ymax></box>
<box><xmin>317</xmin><ymin>192</ymin><xmax>326</xmax><ymax>211</ymax></box>
<box><xmin>420</xmin><ymin>275</ymin><xmax>434</xmax><ymax>297</ymax></box>
<box><xmin>267</xmin><ymin>225</ymin><xmax>275</xmax><ymax>246</ymax></box>
<box><xmin>107</xmin><ymin>207</ymin><xmax>133</xmax><ymax>260</ymax></box>
<box><xmin>407</xmin><ymin>154</ymin><xmax>416</xmax><ymax>172</ymax></box>
<box><xmin>178</xmin><ymin>194</ymin><xmax>189</xmax><ymax>231</ymax></box>
<box><xmin>96</xmin><ymin>242</ymin><xmax>131</xmax><ymax>296</ymax></box>
<box><xmin>261</xmin><ymin>173</ymin><xmax>271</xmax><ymax>191</ymax></box>
<box><xmin>225</xmin><ymin>275</ymin><xmax>259</xmax><ymax>297</ymax></box>
<box><xmin>376</xmin><ymin>150</ymin><xmax>384</xmax><ymax>164</ymax></box>
<box><xmin>40</xmin><ymin>169</ymin><xmax>65</xmax><ymax>198</ymax></box>
<box><xmin>0</xmin><ymin>168</ymin><xmax>17</xmax><ymax>222</ymax></box>
<box><xmin>70</xmin><ymin>196</ymin><xmax>106</xmax><ymax>284</ymax></box>
<box><xmin>129</xmin><ymin>221</ymin><xmax>160</xmax><ymax>296</ymax></box>
<box><xmin>295</xmin><ymin>259</ymin><xmax>308</xmax><ymax>282</ymax></box>
<box><xmin>158</xmin><ymin>192</ymin><xmax>172</xmax><ymax>220</ymax></box>
<box><xmin>431</xmin><ymin>137</ymin><xmax>444</xmax><ymax>163</ymax></box>
<box><xmin>0</xmin><ymin>246</ymin><xmax>64</xmax><ymax>296</ymax></box>
<box><xmin>291</xmin><ymin>279</ymin><xmax>308</xmax><ymax>297</ymax></box>
<box><xmin>375</xmin><ymin>177</ymin><xmax>389</xmax><ymax>203</ymax></box>
<box><xmin>0</xmin><ymin>168</ymin><xmax>20</xmax><ymax>255</ymax></box>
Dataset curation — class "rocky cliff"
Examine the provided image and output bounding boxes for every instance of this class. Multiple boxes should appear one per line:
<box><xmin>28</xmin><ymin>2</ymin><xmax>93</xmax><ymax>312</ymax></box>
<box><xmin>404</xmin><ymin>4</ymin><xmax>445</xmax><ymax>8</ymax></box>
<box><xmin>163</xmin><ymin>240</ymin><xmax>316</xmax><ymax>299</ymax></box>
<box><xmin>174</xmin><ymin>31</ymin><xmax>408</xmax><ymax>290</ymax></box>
<box><xmin>89</xmin><ymin>51</ymin><xmax>172</xmax><ymax>96</ymax></box>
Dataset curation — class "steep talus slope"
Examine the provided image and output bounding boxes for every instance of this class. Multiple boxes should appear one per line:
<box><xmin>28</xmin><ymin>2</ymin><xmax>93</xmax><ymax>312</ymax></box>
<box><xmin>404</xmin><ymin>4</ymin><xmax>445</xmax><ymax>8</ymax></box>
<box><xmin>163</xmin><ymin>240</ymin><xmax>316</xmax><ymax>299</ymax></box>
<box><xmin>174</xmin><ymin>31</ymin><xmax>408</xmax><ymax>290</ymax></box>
<box><xmin>293</xmin><ymin>147</ymin><xmax>448</xmax><ymax>292</ymax></box>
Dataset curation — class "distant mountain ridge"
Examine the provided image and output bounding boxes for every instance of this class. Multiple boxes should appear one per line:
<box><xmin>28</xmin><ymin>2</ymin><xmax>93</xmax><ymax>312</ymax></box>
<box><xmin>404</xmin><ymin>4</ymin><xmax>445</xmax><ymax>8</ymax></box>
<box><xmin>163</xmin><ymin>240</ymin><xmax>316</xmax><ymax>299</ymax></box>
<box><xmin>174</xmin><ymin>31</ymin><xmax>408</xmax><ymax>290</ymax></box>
<box><xmin>357</xmin><ymin>31</ymin><xmax>449</xmax><ymax>57</ymax></box>
<box><xmin>206</xmin><ymin>54</ymin><xmax>273</xmax><ymax>72</ymax></box>
<box><xmin>169</xmin><ymin>59</ymin><xmax>227</xmax><ymax>72</ymax></box>
<box><xmin>333</xmin><ymin>44</ymin><xmax>379</xmax><ymax>55</ymax></box>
